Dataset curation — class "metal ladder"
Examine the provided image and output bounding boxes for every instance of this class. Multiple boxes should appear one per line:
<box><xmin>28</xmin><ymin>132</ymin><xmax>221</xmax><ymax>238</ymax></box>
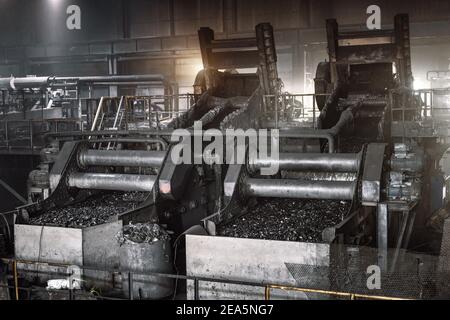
<box><xmin>89</xmin><ymin>96</ymin><xmax>126</xmax><ymax>150</ymax></box>
<box><xmin>106</xmin><ymin>96</ymin><xmax>126</xmax><ymax>150</ymax></box>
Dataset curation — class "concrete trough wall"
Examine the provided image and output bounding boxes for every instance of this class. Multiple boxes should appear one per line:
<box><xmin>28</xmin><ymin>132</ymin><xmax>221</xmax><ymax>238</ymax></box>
<box><xmin>14</xmin><ymin>220</ymin><xmax>122</xmax><ymax>290</ymax></box>
<box><xmin>185</xmin><ymin>235</ymin><xmax>331</xmax><ymax>300</ymax></box>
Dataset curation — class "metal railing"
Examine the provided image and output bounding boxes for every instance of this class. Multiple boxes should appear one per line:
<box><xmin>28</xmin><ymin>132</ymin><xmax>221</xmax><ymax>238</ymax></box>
<box><xmin>0</xmin><ymin>258</ymin><xmax>412</xmax><ymax>301</ymax></box>
<box><xmin>0</xmin><ymin>119</ymin><xmax>80</xmax><ymax>154</ymax></box>
<box><xmin>262</xmin><ymin>93</ymin><xmax>330</xmax><ymax>129</ymax></box>
<box><xmin>0</xmin><ymin>94</ymin><xmax>193</xmax><ymax>152</ymax></box>
<box><xmin>390</xmin><ymin>88</ymin><xmax>450</xmax><ymax>122</ymax></box>
<box><xmin>84</xmin><ymin>94</ymin><xmax>194</xmax><ymax>133</ymax></box>
<box><xmin>388</xmin><ymin>88</ymin><xmax>450</xmax><ymax>140</ymax></box>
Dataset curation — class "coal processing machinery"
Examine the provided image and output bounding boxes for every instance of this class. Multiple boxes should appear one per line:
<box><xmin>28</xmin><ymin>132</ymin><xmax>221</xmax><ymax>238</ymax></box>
<box><xmin>185</xmin><ymin>15</ymin><xmax>450</xmax><ymax>299</ymax></box>
<box><xmin>0</xmin><ymin>73</ymin><xmax>175</xmax><ymax>211</ymax></box>
<box><xmin>1</xmin><ymin>15</ymin><xmax>450</xmax><ymax>300</ymax></box>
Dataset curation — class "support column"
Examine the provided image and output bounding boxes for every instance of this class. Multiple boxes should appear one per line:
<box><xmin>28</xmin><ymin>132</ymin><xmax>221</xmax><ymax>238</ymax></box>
<box><xmin>377</xmin><ymin>203</ymin><xmax>388</xmax><ymax>272</ymax></box>
<box><xmin>108</xmin><ymin>56</ymin><xmax>118</xmax><ymax>97</ymax></box>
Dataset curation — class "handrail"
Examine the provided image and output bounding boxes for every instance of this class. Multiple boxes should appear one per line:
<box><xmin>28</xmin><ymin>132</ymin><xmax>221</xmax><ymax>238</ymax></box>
<box><xmin>0</xmin><ymin>257</ymin><xmax>412</xmax><ymax>301</ymax></box>
<box><xmin>90</xmin><ymin>96</ymin><xmax>105</xmax><ymax>132</ymax></box>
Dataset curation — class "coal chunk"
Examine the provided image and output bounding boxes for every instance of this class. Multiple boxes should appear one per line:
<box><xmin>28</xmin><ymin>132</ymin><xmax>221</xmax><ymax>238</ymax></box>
<box><xmin>117</xmin><ymin>223</ymin><xmax>170</xmax><ymax>245</ymax></box>
<box><xmin>217</xmin><ymin>198</ymin><xmax>350</xmax><ymax>243</ymax></box>
<box><xmin>29</xmin><ymin>191</ymin><xmax>148</xmax><ymax>228</ymax></box>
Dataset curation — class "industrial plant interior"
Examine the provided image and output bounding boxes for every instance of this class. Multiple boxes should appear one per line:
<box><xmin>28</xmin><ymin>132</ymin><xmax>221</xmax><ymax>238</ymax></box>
<box><xmin>1</xmin><ymin>0</ymin><xmax>450</xmax><ymax>302</ymax></box>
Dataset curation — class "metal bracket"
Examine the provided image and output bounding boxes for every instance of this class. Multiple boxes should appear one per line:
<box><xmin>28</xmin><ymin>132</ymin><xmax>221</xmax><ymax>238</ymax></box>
<box><xmin>362</xmin><ymin>143</ymin><xmax>387</xmax><ymax>206</ymax></box>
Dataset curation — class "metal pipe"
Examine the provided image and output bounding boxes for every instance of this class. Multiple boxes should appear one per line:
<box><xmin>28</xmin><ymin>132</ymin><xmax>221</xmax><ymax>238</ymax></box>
<box><xmin>78</xmin><ymin>150</ymin><xmax>166</xmax><ymax>168</ymax></box>
<box><xmin>68</xmin><ymin>173</ymin><xmax>156</xmax><ymax>192</ymax></box>
<box><xmin>251</xmin><ymin>152</ymin><xmax>360</xmax><ymax>173</ymax></box>
<box><xmin>46</xmin><ymin>128</ymin><xmax>327</xmax><ymax>138</ymax></box>
<box><xmin>0</xmin><ymin>75</ymin><xmax>167</xmax><ymax>90</ymax></box>
<box><xmin>86</xmin><ymin>138</ymin><xmax>168</xmax><ymax>150</ymax></box>
<box><xmin>281</xmin><ymin>172</ymin><xmax>357</xmax><ymax>182</ymax></box>
<box><xmin>46</xmin><ymin>129</ymin><xmax>335</xmax><ymax>151</ymax></box>
<box><xmin>82</xmin><ymin>81</ymin><xmax>166</xmax><ymax>86</ymax></box>
<box><xmin>244</xmin><ymin>178</ymin><xmax>356</xmax><ymax>200</ymax></box>
<box><xmin>50</xmin><ymin>136</ymin><xmax>168</xmax><ymax>150</ymax></box>
<box><xmin>280</xmin><ymin>141</ymin><xmax>320</xmax><ymax>153</ymax></box>
<box><xmin>0</xmin><ymin>77</ymin><xmax>50</xmax><ymax>90</ymax></box>
<box><xmin>56</xmin><ymin>75</ymin><xmax>166</xmax><ymax>83</ymax></box>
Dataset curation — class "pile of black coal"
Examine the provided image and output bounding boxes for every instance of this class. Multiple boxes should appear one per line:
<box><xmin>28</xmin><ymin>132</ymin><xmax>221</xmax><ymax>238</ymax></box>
<box><xmin>116</xmin><ymin>223</ymin><xmax>170</xmax><ymax>245</ymax></box>
<box><xmin>217</xmin><ymin>198</ymin><xmax>350</xmax><ymax>243</ymax></box>
<box><xmin>29</xmin><ymin>191</ymin><xmax>147</xmax><ymax>228</ymax></box>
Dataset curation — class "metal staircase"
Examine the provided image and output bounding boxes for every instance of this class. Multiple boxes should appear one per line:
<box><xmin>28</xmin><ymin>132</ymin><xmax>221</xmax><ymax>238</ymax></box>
<box><xmin>89</xmin><ymin>96</ymin><xmax>126</xmax><ymax>150</ymax></box>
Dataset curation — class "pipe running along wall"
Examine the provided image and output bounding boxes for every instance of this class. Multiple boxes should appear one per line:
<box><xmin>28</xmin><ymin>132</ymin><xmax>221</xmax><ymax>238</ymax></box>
<box><xmin>0</xmin><ymin>75</ymin><xmax>168</xmax><ymax>90</ymax></box>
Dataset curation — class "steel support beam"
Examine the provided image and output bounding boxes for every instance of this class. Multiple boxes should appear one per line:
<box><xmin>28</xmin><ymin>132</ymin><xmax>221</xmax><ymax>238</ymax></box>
<box><xmin>0</xmin><ymin>178</ymin><xmax>27</xmax><ymax>204</ymax></box>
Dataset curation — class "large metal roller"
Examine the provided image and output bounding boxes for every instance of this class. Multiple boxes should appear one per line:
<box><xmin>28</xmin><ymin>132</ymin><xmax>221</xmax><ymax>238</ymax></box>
<box><xmin>68</xmin><ymin>173</ymin><xmax>157</xmax><ymax>192</ymax></box>
<box><xmin>250</xmin><ymin>153</ymin><xmax>360</xmax><ymax>173</ymax></box>
<box><xmin>244</xmin><ymin>178</ymin><xmax>356</xmax><ymax>200</ymax></box>
<box><xmin>78</xmin><ymin>150</ymin><xmax>166</xmax><ymax>168</ymax></box>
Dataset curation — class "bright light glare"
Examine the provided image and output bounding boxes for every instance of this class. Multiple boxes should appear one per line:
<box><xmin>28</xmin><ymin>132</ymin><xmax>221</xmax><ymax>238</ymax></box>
<box><xmin>48</xmin><ymin>0</ymin><xmax>62</xmax><ymax>8</ymax></box>
<box><xmin>413</xmin><ymin>78</ymin><xmax>429</xmax><ymax>90</ymax></box>
<box><xmin>193</xmin><ymin>63</ymin><xmax>204</xmax><ymax>74</ymax></box>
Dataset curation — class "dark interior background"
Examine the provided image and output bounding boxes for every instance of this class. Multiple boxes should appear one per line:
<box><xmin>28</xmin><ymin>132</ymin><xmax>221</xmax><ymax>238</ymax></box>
<box><xmin>0</xmin><ymin>0</ymin><xmax>448</xmax><ymax>93</ymax></box>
